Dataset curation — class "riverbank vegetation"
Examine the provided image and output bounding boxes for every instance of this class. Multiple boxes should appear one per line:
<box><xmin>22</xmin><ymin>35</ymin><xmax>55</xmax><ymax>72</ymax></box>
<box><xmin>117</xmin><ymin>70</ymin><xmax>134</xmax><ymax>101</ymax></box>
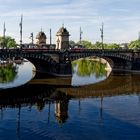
<box><xmin>69</xmin><ymin>40</ymin><xmax>140</xmax><ymax>50</ymax></box>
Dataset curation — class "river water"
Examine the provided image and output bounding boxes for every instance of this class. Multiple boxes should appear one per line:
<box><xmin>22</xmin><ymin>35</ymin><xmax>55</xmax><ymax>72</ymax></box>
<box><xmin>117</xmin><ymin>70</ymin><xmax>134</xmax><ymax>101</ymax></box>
<box><xmin>0</xmin><ymin>60</ymin><xmax>35</xmax><ymax>89</ymax></box>
<box><xmin>0</xmin><ymin>59</ymin><xmax>139</xmax><ymax>140</ymax></box>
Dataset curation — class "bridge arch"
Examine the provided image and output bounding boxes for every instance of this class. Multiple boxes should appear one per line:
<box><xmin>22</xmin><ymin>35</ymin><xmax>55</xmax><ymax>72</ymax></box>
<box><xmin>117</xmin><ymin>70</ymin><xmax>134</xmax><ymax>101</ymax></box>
<box><xmin>1</xmin><ymin>49</ymin><xmax>140</xmax><ymax>76</ymax></box>
<box><xmin>0</xmin><ymin>49</ymin><xmax>72</xmax><ymax>76</ymax></box>
<box><xmin>0</xmin><ymin>50</ymin><xmax>59</xmax><ymax>75</ymax></box>
<box><xmin>69</xmin><ymin>50</ymin><xmax>133</xmax><ymax>71</ymax></box>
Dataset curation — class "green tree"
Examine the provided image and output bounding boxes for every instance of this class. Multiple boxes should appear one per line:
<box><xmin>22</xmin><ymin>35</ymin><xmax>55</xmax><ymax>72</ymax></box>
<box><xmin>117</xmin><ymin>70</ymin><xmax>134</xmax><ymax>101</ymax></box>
<box><xmin>7</xmin><ymin>39</ymin><xmax>17</xmax><ymax>48</ymax></box>
<box><xmin>69</xmin><ymin>40</ymin><xmax>120</xmax><ymax>50</ymax></box>
<box><xmin>128</xmin><ymin>40</ymin><xmax>140</xmax><ymax>49</ymax></box>
<box><xmin>94</xmin><ymin>41</ymin><xmax>102</xmax><ymax>49</ymax></box>
<box><xmin>106</xmin><ymin>43</ymin><xmax>120</xmax><ymax>49</ymax></box>
<box><xmin>77</xmin><ymin>40</ymin><xmax>94</xmax><ymax>49</ymax></box>
<box><xmin>0</xmin><ymin>36</ymin><xmax>17</xmax><ymax>49</ymax></box>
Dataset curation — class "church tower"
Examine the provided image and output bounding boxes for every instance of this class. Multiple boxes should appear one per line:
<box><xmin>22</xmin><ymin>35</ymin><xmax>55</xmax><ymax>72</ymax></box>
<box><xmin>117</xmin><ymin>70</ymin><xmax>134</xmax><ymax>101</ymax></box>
<box><xmin>56</xmin><ymin>26</ymin><xmax>70</xmax><ymax>50</ymax></box>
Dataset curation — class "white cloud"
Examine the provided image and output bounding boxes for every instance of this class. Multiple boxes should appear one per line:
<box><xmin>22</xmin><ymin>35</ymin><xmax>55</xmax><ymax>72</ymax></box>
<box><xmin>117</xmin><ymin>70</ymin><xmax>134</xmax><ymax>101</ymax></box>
<box><xmin>0</xmin><ymin>0</ymin><xmax>140</xmax><ymax>43</ymax></box>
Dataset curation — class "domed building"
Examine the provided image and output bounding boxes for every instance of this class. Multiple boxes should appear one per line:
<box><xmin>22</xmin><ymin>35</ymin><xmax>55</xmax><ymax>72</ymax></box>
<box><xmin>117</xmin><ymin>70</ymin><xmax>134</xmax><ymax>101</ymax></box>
<box><xmin>56</xmin><ymin>26</ymin><xmax>70</xmax><ymax>50</ymax></box>
<box><xmin>36</xmin><ymin>31</ymin><xmax>47</xmax><ymax>48</ymax></box>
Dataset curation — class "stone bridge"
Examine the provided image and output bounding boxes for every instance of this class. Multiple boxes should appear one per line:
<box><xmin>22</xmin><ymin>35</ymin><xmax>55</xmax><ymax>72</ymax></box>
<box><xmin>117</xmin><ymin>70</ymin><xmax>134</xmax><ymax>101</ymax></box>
<box><xmin>69</xmin><ymin>49</ymin><xmax>140</xmax><ymax>71</ymax></box>
<box><xmin>0</xmin><ymin>49</ymin><xmax>140</xmax><ymax>76</ymax></box>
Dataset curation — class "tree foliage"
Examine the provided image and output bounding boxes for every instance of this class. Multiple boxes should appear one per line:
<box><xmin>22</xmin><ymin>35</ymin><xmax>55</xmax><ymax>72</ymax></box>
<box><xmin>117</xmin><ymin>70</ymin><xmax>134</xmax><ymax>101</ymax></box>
<box><xmin>69</xmin><ymin>39</ymin><xmax>121</xmax><ymax>50</ymax></box>
<box><xmin>94</xmin><ymin>41</ymin><xmax>103</xmax><ymax>49</ymax></box>
<box><xmin>0</xmin><ymin>36</ymin><xmax>17</xmax><ymax>48</ymax></box>
<box><xmin>128</xmin><ymin>40</ymin><xmax>140</xmax><ymax>49</ymax></box>
<box><xmin>106</xmin><ymin>43</ymin><xmax>120</xmax><ymax>49</ymax></box>
<box><xmin>77</xmin><ymin>40</ymin><xmax>94</xmax><ymax>49</ymax></box>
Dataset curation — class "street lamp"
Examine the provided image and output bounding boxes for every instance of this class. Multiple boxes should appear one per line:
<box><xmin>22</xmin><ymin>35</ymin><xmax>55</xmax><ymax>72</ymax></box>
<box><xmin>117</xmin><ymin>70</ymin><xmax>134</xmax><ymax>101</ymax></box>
<box><xmin>30</xmin><ymin>32</ymin><xmax>34</xmax><ymax>44</ymax></box>
<box><xmin>19</xmin><ymin>15</ymin><xmax>23</xmax><ymax>49</ymax></box>
<box><xmin>3</xmin><ymin>22</ymin><xmax>6</xmax><ymax>49</ymax></box>
<box><xmin>100</xmin><ymin>22</ymin><xmax>104</xmax><ymax>50</ymax></box>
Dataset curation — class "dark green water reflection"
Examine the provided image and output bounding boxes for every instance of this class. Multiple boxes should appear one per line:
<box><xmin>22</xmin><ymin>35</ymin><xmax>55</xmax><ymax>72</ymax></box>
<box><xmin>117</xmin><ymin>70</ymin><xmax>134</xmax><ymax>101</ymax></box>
<box><xmin>72</xmin><ymin>58</ymin><xmax>107</xmax><ymax>77</ymax></box>
<box><xmin>72</xmin><ymin>58</ymin><xmax>110</xmax><ymax>86</ymax></box>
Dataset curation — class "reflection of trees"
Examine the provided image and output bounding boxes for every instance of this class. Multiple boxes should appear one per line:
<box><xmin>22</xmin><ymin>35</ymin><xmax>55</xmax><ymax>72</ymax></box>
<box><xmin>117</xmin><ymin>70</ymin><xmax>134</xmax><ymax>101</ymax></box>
<box><xmin>0</xmin><ymin>63</ymin><xmax>17</xmax><ymax>83</ymax></box>
<box><xmin>72</xmin><ymin>59</ymin><xmax>107</xmax><ymax>78</ymax></box>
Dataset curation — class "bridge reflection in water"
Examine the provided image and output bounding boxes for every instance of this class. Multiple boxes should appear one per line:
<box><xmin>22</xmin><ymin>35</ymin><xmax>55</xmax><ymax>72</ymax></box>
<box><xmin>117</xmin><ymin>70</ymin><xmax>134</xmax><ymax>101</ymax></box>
<box><xmin>0</xmin><ymin>73</ymin><xmax>140</xmax><ymax>121</ymax></box>
<box><xmin>29</xmin><ymin>72</ymin><xmax>140</xmax><ymax>97</ymax></box>
<box><xmin>0</xmin><ymin>72</ymin><xmax>139</xmax><ymax>139</ymax></box>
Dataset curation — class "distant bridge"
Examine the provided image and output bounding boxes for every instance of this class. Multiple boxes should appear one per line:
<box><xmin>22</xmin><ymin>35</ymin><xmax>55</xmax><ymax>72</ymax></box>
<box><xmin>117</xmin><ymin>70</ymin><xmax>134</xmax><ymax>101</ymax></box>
<box><xmin>0</xmin><ymin>48</ymin><xmax>140</xmax><ymax>76</ymax></box>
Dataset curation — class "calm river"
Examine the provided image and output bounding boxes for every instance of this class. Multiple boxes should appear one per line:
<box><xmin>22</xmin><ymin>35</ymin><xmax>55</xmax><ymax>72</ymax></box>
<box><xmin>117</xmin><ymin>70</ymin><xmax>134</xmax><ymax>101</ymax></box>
<box><xmin>0</xmin><ymin>59</ymin><xmax>140</xmax><ymax>140</ymax></box>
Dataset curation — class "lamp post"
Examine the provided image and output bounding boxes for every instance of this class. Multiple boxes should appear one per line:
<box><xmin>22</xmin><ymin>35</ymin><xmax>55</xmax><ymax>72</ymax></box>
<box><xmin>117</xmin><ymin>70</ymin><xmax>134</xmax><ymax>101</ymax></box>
<box><xmin>50</xmin><ymin>28</ymin><xmax>52</xmax><ymax>48</ymax></box>
<box><xmin>100</xmin><ymin>22</ymin><xmax>104</xmax><ymax>50</ymax></box>
<box><xmin>3</xmin><ymin>22</ymin><xmax>6</xmax><ymax>49</ymax></box>
<box><xmin>79</xmin><ymin>27</ymin><xmax>83</xmax><ymax>46</ymax></box>
<box><xmin>30</xmin><ymin>32</ymin><xmax>34</xmax><ymax>44</ymax></box>
<box><xmin>19</xmin><ymin>15</ymin><xmax>23</xmax><ymax>48</ymax></box>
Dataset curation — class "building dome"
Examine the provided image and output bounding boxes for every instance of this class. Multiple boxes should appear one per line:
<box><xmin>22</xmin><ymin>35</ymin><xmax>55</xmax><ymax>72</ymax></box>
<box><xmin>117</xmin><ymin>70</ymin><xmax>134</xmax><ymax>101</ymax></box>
<box><xmin>56</xmin><ymin>27</ymin><xmax>70</xmax><ymax>36</ymax></box>
<box><xmin>36</xmin><ymin>31</ymin><xmax>46</xmax><ymax>39</ymax></box>
<box><xmin>36</xmin><ymin>31</ymin><xmax>47</xmax><ymax>47</ymax></box>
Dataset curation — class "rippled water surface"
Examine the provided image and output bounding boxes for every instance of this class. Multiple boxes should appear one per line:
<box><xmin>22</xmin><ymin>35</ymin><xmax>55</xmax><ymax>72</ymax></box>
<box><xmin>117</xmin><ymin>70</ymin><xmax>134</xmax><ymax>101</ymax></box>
<box><xmin>0</xmin><ymin>94</ymin><xmax>140</xmax><ymax>140</ymax></box>
<box><xmin>0</xmin><ymin>59</ymin><xmax>140</xmax><ymax>140</ymax></box>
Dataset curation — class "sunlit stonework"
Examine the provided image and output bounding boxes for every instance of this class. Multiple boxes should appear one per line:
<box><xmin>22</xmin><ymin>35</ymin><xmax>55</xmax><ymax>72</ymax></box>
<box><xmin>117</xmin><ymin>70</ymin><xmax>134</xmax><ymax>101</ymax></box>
<box><xmin>56</xmin><ymin>26</ymin><xmax>70</xmax><ymax>50</ymax></box>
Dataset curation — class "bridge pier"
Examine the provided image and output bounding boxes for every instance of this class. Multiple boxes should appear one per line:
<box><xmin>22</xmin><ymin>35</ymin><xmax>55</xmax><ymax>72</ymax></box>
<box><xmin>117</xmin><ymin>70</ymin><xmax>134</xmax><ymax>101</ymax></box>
<box><xmin>57</xmin><ymin>62</ymin><xmax>72</xmax><ymax>76</ymax></box>
<box><xmin>132</xmin><ymin>58</ymin><xmax>140</xmax><ymax>71</ymax></box>
<box><xmin>110</xmin><ymin>58</ymin><xmax>140</xmax><ymax>72</ymax></box>
<box><xmin>28</xmin><ymin>58</ymin><xmax>72</xmax><ymax>77</ymax></box>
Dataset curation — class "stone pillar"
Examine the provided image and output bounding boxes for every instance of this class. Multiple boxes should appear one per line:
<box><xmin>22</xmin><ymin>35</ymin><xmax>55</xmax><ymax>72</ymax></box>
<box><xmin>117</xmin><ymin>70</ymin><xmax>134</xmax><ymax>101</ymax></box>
<box><xmin>56</xmin><ymin>26</ymin><xmax>70</xmax><ymax>50</ymax></box>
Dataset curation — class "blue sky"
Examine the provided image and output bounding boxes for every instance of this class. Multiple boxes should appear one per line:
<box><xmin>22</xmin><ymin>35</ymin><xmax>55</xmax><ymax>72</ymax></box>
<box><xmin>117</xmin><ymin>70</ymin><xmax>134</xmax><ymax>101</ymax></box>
<box><xmin>1</xmin><ymin>0</ymin><xmax>140</xmax><ymax>44</ymax></box>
